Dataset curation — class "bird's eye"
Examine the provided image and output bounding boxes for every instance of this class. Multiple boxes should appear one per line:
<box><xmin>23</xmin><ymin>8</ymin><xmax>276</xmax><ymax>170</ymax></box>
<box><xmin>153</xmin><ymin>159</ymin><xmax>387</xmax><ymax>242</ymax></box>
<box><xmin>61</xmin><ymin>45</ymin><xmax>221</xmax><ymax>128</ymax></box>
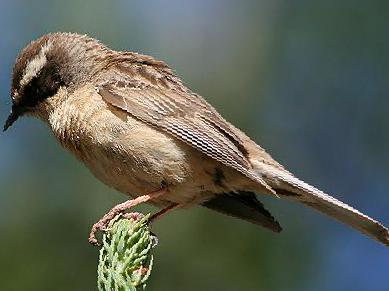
<box><xmin>18</xmin><ymin>62</ymin><xmax>64</xmax><ymax>109</ymax></box>
<box><xmin>11</xmin><ymin>90</ymin><xmax>19</xmax><ymax>102</ymax></box>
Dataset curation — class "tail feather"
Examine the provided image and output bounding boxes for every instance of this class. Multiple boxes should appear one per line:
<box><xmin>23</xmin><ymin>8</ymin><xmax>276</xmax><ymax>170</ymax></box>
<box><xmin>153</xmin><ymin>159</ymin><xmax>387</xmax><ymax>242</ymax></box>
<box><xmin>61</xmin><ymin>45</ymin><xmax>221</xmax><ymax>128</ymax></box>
<box><xmin>255</xmin><ymin>163</ymin><xmax>389</xmax><ymax>246</ymax></box>
<box><xmin>202</xmin><ymin>191</ymin><xmax>282</xmax><ymax>233</ymax></box>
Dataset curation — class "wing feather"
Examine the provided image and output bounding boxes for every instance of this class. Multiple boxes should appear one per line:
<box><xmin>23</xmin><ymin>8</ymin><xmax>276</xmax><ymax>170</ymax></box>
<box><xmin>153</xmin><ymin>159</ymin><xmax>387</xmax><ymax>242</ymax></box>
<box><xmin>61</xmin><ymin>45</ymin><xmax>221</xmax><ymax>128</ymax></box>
<box><xmin>96</xmin><ymin>65</ymin><xmax>275</xmax><ymax>193</ymax></box>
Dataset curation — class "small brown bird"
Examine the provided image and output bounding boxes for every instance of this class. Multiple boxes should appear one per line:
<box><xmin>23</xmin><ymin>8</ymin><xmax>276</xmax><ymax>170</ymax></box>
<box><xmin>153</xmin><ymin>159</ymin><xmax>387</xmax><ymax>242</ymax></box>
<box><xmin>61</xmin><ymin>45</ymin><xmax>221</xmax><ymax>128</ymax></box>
<box><xmin>5</xmin><ymin>32</ymin><xmax>389</xmax><ymax>246</ymax></box>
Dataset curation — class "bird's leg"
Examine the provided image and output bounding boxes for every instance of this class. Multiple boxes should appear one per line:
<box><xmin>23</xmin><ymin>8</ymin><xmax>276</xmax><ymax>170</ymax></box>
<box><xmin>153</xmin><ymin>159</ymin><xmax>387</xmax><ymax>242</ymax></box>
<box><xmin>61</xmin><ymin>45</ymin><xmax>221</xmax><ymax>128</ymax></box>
<box><xmin>149</xmin><ymin>203</ymin><xmax>181</xmax><ymax>222</ymax></box>
<box><xmin>121</xmin><ymin>212</ymin><xmax>145</xmax><ymax>221</ymax></box>
<box><xmin>88</xmin><ymin>187</ymin><xmax>167</xmax><ymax>245</ymax></box>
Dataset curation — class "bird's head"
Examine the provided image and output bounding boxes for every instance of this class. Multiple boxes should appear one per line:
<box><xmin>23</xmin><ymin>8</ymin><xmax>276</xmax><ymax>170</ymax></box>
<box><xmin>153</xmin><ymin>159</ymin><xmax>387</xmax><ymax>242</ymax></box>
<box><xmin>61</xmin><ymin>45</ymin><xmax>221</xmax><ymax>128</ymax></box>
<box><xmin>4</xmin><ymin>32</ymin><xmax>108</xmax><ymax>131</ymax></box>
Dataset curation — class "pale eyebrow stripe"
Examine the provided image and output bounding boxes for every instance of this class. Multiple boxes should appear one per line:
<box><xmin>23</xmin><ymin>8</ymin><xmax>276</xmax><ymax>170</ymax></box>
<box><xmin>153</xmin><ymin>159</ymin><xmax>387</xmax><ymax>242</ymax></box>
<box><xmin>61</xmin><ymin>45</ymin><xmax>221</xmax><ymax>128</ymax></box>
<box><xmin>20</xmin><ymin>41</ymin><xmax>53</xmax><ymax>87</ymax></box>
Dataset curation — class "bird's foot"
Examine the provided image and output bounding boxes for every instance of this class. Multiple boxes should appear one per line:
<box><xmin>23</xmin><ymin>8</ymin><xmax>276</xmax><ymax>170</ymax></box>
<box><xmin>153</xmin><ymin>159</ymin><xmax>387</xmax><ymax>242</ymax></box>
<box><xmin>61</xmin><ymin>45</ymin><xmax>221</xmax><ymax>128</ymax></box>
<box><xmin>122</xmin><ymin>212</ymin><xmax>144</xmax><ymax>221</ymax></box>
<box><xmin>88</xmin><ymin>205</ymin><xmax>127</xmax><ymax>245</ymax></box>
<box><xmin>88</xmin><ymin>188</ymin><xmax>167</xmax><ymax>245</ymax></box>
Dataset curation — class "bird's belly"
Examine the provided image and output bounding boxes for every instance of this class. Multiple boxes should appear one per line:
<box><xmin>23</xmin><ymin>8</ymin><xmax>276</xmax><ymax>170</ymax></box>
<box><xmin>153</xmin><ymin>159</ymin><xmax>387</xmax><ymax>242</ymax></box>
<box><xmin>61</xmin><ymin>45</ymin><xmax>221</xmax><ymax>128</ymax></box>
<box><xmin>57</xmin><ymin>114</ymin><xmax>228</xmax><ymax>206</ymax></box>
<box><xmin>79</xmin><ymin>135</ymin><xmax>229</xmax><ymax>207</ymax></box>
<box><xmin>49</xmin><ymin>90</ymin><xmax>249</xmax><ymax>207</ymax></box>
<box><xmin>78</xmin><ymin>126</ymin><xmax>192</xmax><ymax>203</ymax></box>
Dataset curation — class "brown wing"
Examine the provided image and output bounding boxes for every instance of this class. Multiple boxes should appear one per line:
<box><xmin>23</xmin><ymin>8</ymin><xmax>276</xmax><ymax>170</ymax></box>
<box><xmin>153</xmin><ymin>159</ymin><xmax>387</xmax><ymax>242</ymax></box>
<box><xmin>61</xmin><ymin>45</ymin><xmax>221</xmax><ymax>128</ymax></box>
<box><xmin>96</xmin><ymin>60</ymin><xmax>274</xmax><ymax>193</ymax></box>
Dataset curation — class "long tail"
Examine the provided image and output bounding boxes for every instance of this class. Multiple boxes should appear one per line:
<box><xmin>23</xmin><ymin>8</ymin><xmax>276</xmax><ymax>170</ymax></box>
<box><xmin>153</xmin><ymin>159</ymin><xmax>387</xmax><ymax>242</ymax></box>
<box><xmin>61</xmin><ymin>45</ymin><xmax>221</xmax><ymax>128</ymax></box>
<box><xmin>253</xmin><ymin>162</ymin><xmax>389</xmax><ymax>246</ymax></box>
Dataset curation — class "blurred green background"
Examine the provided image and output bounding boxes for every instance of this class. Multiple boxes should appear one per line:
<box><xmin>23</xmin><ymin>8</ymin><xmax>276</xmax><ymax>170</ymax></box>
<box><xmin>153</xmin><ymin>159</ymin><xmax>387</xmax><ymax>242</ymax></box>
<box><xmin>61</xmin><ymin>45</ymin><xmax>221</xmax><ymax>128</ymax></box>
<box><xmin>1</xmin><ymin>0</ymin><xmax>389</xmax><ymax>290</ymax></box>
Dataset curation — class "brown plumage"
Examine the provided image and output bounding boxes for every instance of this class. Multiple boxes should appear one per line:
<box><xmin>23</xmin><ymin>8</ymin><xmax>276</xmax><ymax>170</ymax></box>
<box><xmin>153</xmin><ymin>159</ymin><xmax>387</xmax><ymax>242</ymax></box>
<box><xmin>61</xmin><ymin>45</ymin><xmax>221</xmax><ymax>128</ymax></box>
<box><xmin>5</xmin><ymin>32</ymin><xmax>389</xmax><ymax>246</ymax></box>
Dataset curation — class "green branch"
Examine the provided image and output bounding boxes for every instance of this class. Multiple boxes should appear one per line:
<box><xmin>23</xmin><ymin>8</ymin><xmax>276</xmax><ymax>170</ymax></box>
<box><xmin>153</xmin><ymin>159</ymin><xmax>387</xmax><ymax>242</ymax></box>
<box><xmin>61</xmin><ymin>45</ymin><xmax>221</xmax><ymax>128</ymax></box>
<box><xmin>97</xmin><ymin>214</ymin><xmax>156</xmax><ymax>291</ymax></box>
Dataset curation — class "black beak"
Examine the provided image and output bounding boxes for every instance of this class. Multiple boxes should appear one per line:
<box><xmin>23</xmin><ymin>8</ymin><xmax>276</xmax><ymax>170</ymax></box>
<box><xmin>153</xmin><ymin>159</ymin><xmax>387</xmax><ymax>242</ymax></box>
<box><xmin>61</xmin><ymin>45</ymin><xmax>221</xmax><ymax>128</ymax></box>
<box><xmin>3</xmin><ymin>105</ymin><xmax>21</xmax><ymax>131</ymax></box>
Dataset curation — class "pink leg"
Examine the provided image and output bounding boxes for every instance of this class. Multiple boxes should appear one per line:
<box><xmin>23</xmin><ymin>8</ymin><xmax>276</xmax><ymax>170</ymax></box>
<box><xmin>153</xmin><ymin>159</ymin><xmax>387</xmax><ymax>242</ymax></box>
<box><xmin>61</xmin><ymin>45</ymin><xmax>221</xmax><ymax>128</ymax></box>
<box><xmin>149</xmin><ymin>203</ymin><xmax>181</xmax><ymax>222</ymax></box>
<box><xmin>88</xmin><ymin>188</ymin><xmax>167</xmax><ymax>245</ymax></box>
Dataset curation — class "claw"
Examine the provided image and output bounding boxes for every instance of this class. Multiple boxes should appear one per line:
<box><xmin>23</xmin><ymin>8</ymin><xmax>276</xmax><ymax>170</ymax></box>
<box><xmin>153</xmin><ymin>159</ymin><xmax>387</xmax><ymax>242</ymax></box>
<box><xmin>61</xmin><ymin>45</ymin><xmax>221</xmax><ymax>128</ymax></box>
<box><xmin>122</xmin><ymin>212</ymin><xmax>144</xmax><ymax>221</ymax></box>
<box><xmin>87</xmin><ymin>188</ymin><xmax>167</xmax><ymax>245</ymax></box>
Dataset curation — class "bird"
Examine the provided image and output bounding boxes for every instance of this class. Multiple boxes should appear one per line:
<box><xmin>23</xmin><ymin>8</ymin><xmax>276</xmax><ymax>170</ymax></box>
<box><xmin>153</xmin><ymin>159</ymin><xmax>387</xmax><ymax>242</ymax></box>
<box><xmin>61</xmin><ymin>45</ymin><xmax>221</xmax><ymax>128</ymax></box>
<box><xmin>4</xmin><ymin>32</ymin><xmax>389</xmax><ymax>246</ymax></box>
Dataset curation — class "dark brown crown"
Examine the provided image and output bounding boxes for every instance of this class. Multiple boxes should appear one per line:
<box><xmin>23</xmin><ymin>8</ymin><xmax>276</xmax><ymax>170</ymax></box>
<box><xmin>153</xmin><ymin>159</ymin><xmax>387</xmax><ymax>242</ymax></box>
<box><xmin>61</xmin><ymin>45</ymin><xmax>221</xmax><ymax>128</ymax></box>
<box><xmin>11</xmin><ymin>32</ymin><xmax>109</xmax><ymax>110</ymax></box>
